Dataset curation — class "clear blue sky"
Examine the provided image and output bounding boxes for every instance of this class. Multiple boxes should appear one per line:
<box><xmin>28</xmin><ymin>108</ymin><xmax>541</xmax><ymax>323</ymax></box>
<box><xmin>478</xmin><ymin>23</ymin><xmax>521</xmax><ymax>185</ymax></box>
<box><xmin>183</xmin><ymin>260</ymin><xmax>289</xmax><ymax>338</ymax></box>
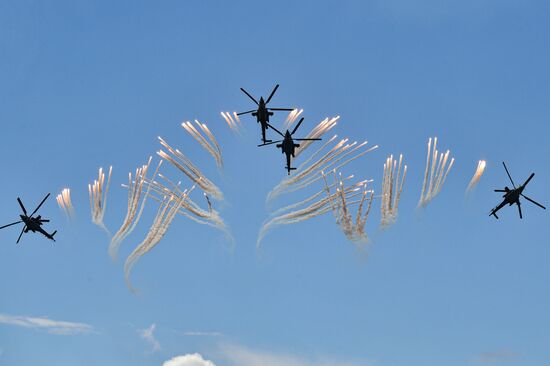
<box><xmin>1</xmin><ymin>1</ymin><xmax>549</xmax><ymax>365</ymax></box>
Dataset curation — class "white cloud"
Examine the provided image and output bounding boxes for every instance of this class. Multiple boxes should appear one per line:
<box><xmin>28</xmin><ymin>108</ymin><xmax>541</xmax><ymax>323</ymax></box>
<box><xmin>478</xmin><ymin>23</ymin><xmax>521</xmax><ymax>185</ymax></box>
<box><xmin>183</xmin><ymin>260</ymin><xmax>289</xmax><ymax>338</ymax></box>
<box><xmin>139</xmin><ymin>323</ymin><xmax>161</xmax><ymax>352</ymax></box>
<box><xmin>0</xmin><ymin>313</ymin><xmax>94</xmax><ymax>335</ymax></box>
<box><xmin>474</xmin><ymin>349</ymin><xmax>519</xmax><ymax>365</ymax></box>
<box><xmin>219</xmin><ymin>344</ymin><xmax>365</xmax><ymax>366</ymax></box>
<box><xmin>163</xmin><ymin>353</ymin><xmax>216</xmax><ymax>366</ymax></box>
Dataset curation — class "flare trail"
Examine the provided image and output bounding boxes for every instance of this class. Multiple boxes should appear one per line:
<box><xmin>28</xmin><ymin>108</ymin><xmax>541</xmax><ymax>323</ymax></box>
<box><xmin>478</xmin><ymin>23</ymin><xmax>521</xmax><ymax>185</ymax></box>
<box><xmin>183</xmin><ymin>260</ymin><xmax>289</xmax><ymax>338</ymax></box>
<box><xmin>418</xmin><ymin>137</ymin><xmax>454</xmax><ymax>207</ymax></box>
<box><xmin>466</xmin><ymin>160</ymin><xmax>486</xmax><ymax>194</ymax></box>
<box><xmin>181</xmin><ymin>120</ymin><xmax>223</xmax><ymax>169</ymax></box>
<box><xmin>56</xmin><ymin>188</ymin><xmax>75</xmax><ymax>219</ymax></box>
<box><xmin>88</xmin><ymin>166</ymin><xmax>112</xmax><ymax>235</ymax></box>
<box><xmin>157</xmin><ymin>137</ymin><xmax>223</xmax><ymax>201</ymax></box>
<box><xmin>221</xmin><ymin>112</ymin><xmax>241</xmax><ymax>134</ymax></box>
<box><xmin>380</xmin><ymin>154</ymin><xmax>407</xmax><ymax>228</ymax></box>
<box><xmin>109</xmin><ymin>158</ymin><xmax>161</xmax><ymax>259</ymax></box>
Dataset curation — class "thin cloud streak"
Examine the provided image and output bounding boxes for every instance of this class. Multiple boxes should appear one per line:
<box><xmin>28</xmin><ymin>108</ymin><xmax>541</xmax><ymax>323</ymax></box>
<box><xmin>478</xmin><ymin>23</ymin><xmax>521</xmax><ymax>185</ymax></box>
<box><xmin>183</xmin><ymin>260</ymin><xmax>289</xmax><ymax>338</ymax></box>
<box><xmin>0</xmin><ymin>313</ymin><xmax>94</xmax><ymax>335</ymax></box>
<box><xmin>219</xmin><ymin>344</ymin><xmax>367</xmax><ymax>366</ymax></box>
<box><xmin>139</xmin><ymin>323</ymin><xmax>161</xmax><ymax>352</ymax></box>
<box><xmin>473</xmin><ymin>348</ymin><xmax>519</xmax><ymax>365</ymax></box>
<box><xmin>183</xmin><ymin>331</ymin><xmax>223</xmax><ymax>337</ymax></box>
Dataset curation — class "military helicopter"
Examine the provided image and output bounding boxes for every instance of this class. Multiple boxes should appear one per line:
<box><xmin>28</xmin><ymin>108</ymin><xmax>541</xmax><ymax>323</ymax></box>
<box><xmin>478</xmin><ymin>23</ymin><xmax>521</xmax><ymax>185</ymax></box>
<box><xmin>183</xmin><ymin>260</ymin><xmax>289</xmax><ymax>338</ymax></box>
<box><xmin>236</xmin><ymin>84</ymin><xmax>294</xmax><ymax>143</ymax></box>
<box><xmin>260</xmin><ymin>117</ymin><xmax>321</xmax><ymax>174</ymax></box>
<box><xmin>0</xmin><ymin>193</ymin><xmax>57</xmax><ymax>243</ymax></box>
<box><xmin>489</xmin><ymin>162</ymin><xmax>546</xmax><ymax>219</ymax></box>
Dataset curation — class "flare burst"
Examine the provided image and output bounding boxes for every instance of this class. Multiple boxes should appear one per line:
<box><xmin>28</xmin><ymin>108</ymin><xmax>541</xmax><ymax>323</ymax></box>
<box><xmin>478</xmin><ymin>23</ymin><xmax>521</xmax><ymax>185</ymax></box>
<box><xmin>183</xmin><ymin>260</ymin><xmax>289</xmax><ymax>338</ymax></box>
<box><xmin>418</xmin><ymin>137</ymin><xmax>454</xmax><ymax>207</ymax></box>
<box><xmin>57</xmin><ymin>188</ymin><xmax>75</xmax><ymax>219</ymax></box>
<box><xmin>89</xmin><ymin>166</ymin><xmax>112</xmax><ymax>235</ymax></box>
<box><xmin>380</xmin><ymin>154</ymin><xmax>407</xmax><ymax>228</ymax></box>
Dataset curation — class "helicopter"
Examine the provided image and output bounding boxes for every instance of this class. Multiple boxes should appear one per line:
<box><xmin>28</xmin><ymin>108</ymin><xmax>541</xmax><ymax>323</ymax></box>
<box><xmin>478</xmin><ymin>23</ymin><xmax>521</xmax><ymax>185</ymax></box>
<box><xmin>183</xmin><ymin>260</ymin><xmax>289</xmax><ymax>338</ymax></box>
<box><xmin>260</xmin><ymin>117</ymin><xmax>321</xmax><ymax>174</ymax></box>
<box><xmin>236</xmin><ymin>84</ymin><xmax>294</xmax><ymax>143</ymax></box>
<box><xmin>0</xmin><ymin>193</ymin><xmax>57</xmax><ymax>243</ymax></box>
<box><xmin>489</xmin><ymin>162</ymin><xmax>546</xmax><ymax>219</ymax></box>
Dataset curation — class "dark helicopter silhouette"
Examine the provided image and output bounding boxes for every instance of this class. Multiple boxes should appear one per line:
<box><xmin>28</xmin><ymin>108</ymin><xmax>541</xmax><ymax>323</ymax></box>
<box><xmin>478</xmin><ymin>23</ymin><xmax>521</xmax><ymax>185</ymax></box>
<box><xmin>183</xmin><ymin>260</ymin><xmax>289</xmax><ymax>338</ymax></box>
<box><xmin>0</xmin><ymin>193</ymin><xmax>57</xmax><ymax>243</ymax></box>
<box><xmin>260</xmin><ymin>117</ymin><xmax>321</xmax><ymax>174</ymax></box>
<box><xmin>237</xmin><ymin>84</ymin><xmax>294</xmax><ymax>143</ymax></box>
<box><xmin>489</xmin><ymin>162</ymin><xmax>546</xmax><ymax>219</ymax></box>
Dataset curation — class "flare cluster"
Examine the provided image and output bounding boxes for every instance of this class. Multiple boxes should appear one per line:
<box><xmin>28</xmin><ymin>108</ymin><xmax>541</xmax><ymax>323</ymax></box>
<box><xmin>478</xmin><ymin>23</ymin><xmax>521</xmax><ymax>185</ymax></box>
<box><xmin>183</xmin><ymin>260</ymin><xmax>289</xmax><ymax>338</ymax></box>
<box><xmin>380</xmin><ymin>154</ymin><xmax>407</xmax><ymax>228</ymax></box>
<box><xmin>182</xmin><ymin>120</ymin><xmax>223</xmax><ymax>169</ymax></box>
<box><xmin>418</xmin><ymin>137</ymin><xmax>454</xmax><ymax>207</ymax></box>
<box><xmin>56</xmin><ymin>188</ymin><xmax>75</xmax><ymax>219</ymax></box>
<box><xmin>466</xmin><ymin>160</ymin><xmax>486</xmax><ymax>194</ymax></box>
<box><xmin>220</xmin><ymin>111</ymin><xmax>241</xmax><ymax>133</ymax></box>
<box><xmin>88</xmin><ymin>166</ymin><xmax>112</xmax><ymax>235</ymax></box>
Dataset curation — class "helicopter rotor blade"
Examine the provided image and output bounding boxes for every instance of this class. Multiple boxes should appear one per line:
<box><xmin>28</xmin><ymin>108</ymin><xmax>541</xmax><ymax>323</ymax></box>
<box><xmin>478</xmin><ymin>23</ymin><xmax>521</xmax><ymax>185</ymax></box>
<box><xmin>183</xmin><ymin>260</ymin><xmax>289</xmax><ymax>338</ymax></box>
<box><xmin>17</xmin><ymin>198</ymin><xmax>28</xmax><ymax>216</ymax></box>
<box><xmin>29</xmin><ymin>193</ymin><xmax>50</xmax><ymax>218</ymax></box>
<box><xmin>294</xmin><ymin>138</ymin><xmax>322</xmax><ymax>141</ymax></box>
<box><xmin>522</xmin><ymin>173</ymin><xmax>535</xmax><ymax>187</ymax></box>
<box><xmin>291</xmin><ymin>117</ymin><xmax>304</xmax><ymax>135</ymax></box>
<box><xmin>517</xmin><ymin>200</ymin><xmax>523</xmax><ymax>219</ymax></box>
<box><xmin>521</xmin><ymin>194</ymin><xmax>546</xmax><ymax>210</ymax></box>
<box><xmin>0</xmin><ymin>220</ymin><xmax>22</xmax><ymax>230</ymax></box>
<box><xmin>265</xmin><ymin>84</ymin><xmax>279</xmax><ymax>104</ymax></box>
<box><xmin>39</xmin><ymin>219</ymin><xmax>50</xmax><ymax>223</ymax></box>
<box><xmin>236</xmin><ymin>110</ymin><xmax>256</xmax><ymax>116</ymax></box>
<box><xmin>268</xmin><ymin>108</ymin><xmax>294</xmax><ymax>111</ymax></box>
<box><xmin>265</xmin><ymin>123</ymin><xmax>285</xmax><ymax>137</ymax></box>
<box><xmin>258</xmin><ymin>140</ymin><xmax>282</xmax><ymax>147</ymax></box>
<box><xmin>502</xmin><ymin>162</ymin><xmax>516</xmax><ymax>188</ymax></box>
<box><xmin>16</xmin><ymin>226</ymin><xmax>26</xmax><ymax>244</ymax></box>
<box><xmin>240</xmin><ymin>88</ymin><xmax>259</xmax><ymax>105</ymax></box>
<box><xmin>494</xmin><ymin>189</ymin><xmax>507</xmax><ymax>192</ymax></box>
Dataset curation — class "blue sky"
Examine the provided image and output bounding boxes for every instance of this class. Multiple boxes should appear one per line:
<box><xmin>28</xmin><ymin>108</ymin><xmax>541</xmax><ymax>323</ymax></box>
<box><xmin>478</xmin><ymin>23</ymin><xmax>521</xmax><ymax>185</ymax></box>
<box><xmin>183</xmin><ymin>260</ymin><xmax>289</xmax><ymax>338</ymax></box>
<box><xmin>1</xmin><ymin>1</ymin><xmax>549</xmax><ymax>365</ymax></box>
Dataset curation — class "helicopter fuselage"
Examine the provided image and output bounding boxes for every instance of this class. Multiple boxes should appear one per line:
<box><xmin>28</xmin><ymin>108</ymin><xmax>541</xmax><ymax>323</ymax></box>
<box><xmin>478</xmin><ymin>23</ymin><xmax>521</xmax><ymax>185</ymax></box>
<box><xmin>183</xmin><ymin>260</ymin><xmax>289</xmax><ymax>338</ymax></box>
<box><xmin>252</xmin><ymin>99</ymin><xmax>273</xmax><ymax>124</ymax></box>
<box><xmin>276</xmin><ymin>131</ymin><xmax>300</xmax><ymax>174</ymax></box>
<box><xmin>20</xmin><ymin>215</ymin><xmax>43</xmax><ymax>232</ymax></box>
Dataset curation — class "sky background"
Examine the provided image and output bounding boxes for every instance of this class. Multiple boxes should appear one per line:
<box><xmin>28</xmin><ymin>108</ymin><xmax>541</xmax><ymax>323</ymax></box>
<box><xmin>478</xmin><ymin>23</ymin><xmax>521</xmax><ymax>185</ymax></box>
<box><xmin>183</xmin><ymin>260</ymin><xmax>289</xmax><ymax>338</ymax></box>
<box><xmin>1</xmin><ymin>0</ymin><xmax>549</xmax><ymax>365</ymax></box>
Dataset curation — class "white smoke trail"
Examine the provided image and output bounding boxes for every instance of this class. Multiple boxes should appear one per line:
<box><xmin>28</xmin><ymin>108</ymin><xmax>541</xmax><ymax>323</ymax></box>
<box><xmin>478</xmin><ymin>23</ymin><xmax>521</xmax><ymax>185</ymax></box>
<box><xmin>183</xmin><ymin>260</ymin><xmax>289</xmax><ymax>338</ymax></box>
<box><xmin>181</xmin><ymin>120</ymin><xmax>223</xmax><ymax>169</ymax></box>
<box><xmin>466</xmin><ymin>160</ymin><xmax>486</xmax><ymax>194</ymax></box>
<box><xmin>124</xmin><ymin>190</ymin><xmax>191</xmax><ymax>292</ymax></box>
<box><xmin>283</xmin><ymin>108</ymin><xmax>304</xmax><ymax>130</ymax></box>
<box><xmin>418</xmin><ymin>137</ymin><xmax>454</xmax><ymax>207</ymax></box>
<box><xmin>88</xmin><ymin>166</ymin><xmax>112</xmax><ymax>235</ymax></box>
<box><xmin>109</xmin><ymin>158</ymin><xmax>161</xmax><ymax>260</ymax></box>
<box><xmin>257</xmin><ymin>180</ymin><xmax>365</xmax><ymax>248</ymax></box>
<box><xmin>56</xmin><ymin>188</ymin><xmax>75</xmax><ymax>219</ymax></box>
<box><xmin>380</xmin><ymin>154</ymin><xmax>407</xmax><ymax>228</ymax></box>
<box><xmin>295</xmin><ymin>116</ymin><xmax>340</xmax><ymax>157</ymax></box>
<box><xmin>322</xmin><ymin>171</ymin><xmax>375</xmax><ymax>245</ymax></box>
<box><xmin>221</xmin><ymin>111</ymin><xmax>241</xmax><ymax>134</ymax></box>
<box><xmin>143</xmin><ymin>176</ymin><xmax>232</xmax><ymax>241</ymax></box>
<box><xmin>267</xmin><ymin>136</ymin><xmax>378</xmax><ymax>202</ymax></box>
<box><xmin>157</xmin><ymin>137</ymin><xmax>223</xmax><ymax>201</ymax></box>
<box><xmin>269</xmin><ymin>174</ymin><xmax>356</xmax><ymax>217</ymax></box>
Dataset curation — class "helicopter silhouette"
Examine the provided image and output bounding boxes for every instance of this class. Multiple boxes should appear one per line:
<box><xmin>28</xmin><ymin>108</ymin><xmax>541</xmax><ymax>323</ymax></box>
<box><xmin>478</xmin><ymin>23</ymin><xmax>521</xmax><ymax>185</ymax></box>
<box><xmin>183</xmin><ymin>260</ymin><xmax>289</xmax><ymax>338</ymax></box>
<box><xmin>489</xmin><ymin>162</ymin><xmax>546</xmax><ymax>219</ymax></box>
<box><xmin>260</xmin><ymin>117</ymin><xmax>321</xmax><ymax>174</ymax></box>
<box><xmin>0</xmin><ymin>193</ymin><xmax>57</xmax><ymax>243</ymax></box>
<box><xmin>236</xmin><ymin>84</ymin><xmax>294</xmax><ymax>143</ymax></box>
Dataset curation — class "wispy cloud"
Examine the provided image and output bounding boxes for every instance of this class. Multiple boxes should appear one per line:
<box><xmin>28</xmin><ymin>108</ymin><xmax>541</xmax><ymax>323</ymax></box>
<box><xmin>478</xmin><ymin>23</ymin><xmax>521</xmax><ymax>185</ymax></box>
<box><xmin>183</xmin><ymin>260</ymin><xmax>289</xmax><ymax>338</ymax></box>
<box><xmin>139</xmin><ymin>323</ymin><xmax>161</xmax><ymax>352</ymax></box>
<box><xmin>183</xmin><ymin>331</ymin><xmax>223</xmax><ymax>337</ymax></box>
<box><xmin>163</xmin><ymin>353</ymin><xmax>216</xmax><ymax>366</ymax></box>
<box><xmin>0</xmin><ymin>313</ymin><xmax>94</xmax><ymax>335</ymax></box>
<box><xmin>219</xmin><ymin>344</ymin><xmax>366</xmax><ymax>366</ymax></box>
<box><xmin>473</xmin><ymin>348</ymin><xmax>519</xmax><ymax>365</ymax></box>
